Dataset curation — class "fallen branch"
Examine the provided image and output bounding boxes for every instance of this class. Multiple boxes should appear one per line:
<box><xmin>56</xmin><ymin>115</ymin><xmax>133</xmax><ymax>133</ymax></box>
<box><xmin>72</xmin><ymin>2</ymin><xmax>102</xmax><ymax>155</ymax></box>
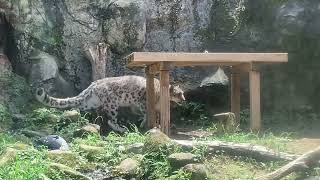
<box><xmin>260</xmin><ymin>146</ymin><xmax>320</xmax><ymax>180</ymax></box>
<box><xmin>173</xmin><ymin>140</ymin><xmax>297</xmax><ymax>161</ymax></box>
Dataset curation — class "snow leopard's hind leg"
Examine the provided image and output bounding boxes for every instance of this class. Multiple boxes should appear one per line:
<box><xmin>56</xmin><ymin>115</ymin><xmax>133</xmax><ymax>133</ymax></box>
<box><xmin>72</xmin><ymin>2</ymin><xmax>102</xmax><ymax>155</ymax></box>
<box><xmin>138</xmin><ymin>103</ymin><xmax>160</xmax><ymax>129</ymax></box>
<box><xmin>103</xmin><ymin>106</ymin><xmax>127</xmax><ymax>133</ymax></box>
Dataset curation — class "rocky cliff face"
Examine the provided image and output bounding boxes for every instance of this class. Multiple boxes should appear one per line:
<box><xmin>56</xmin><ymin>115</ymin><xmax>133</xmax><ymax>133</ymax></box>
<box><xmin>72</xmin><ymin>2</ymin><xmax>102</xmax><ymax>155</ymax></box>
<box><xmin>2</xmin><ymin>0</ymin><xmax>320</xmax><ymax>113</ymax></box>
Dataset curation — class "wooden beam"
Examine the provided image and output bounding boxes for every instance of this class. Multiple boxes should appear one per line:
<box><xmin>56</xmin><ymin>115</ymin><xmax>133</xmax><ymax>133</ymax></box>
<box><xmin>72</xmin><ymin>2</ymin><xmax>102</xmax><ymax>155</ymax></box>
<box><xmin>160</xmin><ymin>62</ymin><xmax>171</xmax><ymax>135</ymax></box>
<box><xmin>126</xmin><ymin>52</ymin><xmax>288</xmax><ymax>67</ymax></box>
<box><xmin>148</xmin><ymin>63</ymin><xmax>160</xmax><ymax>74</ymax></box>
<box><xmin>249</xmin><ymin>70</ymin><xmax>261</xmax><ymax>132</ymax></box>
<box><xmin>145</xmin><ymin>66</ymin><xmax>157</xmax><ymax>129</ymax></box>
<box><xmin>231</xmin><ymin>71</ymin><xmax>241</xmax><ymax>126</ymax></box>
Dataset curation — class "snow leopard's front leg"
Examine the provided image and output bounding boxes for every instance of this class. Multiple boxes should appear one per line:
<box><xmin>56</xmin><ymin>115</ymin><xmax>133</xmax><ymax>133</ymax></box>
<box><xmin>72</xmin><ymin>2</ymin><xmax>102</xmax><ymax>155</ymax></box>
<box><xmin>137</xmin><ymin>103</ymin><xmax>146</xmax><ymax>128</ymax></box>
<box><xmin>104</xmin><ymin>106</ymin><xmax>127</xmax><ymax>133</ymax></box>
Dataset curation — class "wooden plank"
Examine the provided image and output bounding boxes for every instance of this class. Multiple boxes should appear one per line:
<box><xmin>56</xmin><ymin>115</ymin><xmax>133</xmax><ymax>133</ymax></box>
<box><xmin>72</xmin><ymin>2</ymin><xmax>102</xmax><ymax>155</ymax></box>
<box><xmin>160</xmin><ymin>62</ymin><xmax>171</xmax><ymax>135</ymax></box>
<box><xmin>249</xmin><ymin>70</ymin><xmax>261</xmax><ymax>132</ymax></box>
<box><xmin>145</xmin><ymin>66</ymin><xmax>157</xmax><ymax>129</ymax></box>
<box><xmin>231</xmin><ymin>71</ymin><xmax>241</xmax><ymax>126</ymax></box>
<box><xmin>148</xmin><ymin>63</ymin><xmax>160</xmax><ymax>74</ymax></box>
<box><xmin>126</xmin><ymin>52</ymin><xmax>288</xmax><ymax>67</ymax></box>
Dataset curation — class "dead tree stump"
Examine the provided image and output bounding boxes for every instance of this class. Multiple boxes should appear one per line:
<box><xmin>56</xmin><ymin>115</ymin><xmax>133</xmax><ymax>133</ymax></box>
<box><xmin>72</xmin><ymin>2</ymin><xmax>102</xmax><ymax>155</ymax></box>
<box><xmin>84</xmin><ymin>43</ymin><xmax>108</xmax><ymax>81</ymax></box>
<box><xmin>214</xmin><ymin>112</ymin><xmax>237</xmax><ymax>133</ymax></box>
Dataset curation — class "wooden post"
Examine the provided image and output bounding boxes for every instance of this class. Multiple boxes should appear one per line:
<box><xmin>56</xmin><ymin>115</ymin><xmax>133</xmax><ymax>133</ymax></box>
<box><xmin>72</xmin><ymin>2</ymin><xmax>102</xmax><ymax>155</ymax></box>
<box><xmin>145</xmin><ymin>66</ymin><xmax>157</xmax><ymax>129</ymax></box>
<box><xmin>231</xmin><ymin>71</ymin><xmax>241</xmax><ymax>126</ymax></box>
<box><xmin>249</xmin><ymin>69</ymin><xmax>261</xmax><ymax>132</ymax></box>
<box><xmin>160</xmin><ymin>62</ymin><xmax>171</xmax><ymax>135</ymax></box>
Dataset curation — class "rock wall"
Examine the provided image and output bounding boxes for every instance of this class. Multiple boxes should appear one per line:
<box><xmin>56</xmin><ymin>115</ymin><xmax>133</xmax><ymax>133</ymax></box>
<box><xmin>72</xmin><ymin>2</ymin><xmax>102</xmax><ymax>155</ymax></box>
<box><xmin>2</xmin><ymin>0</ymin><xmax>320</xmax><ymax>113</ymax></box>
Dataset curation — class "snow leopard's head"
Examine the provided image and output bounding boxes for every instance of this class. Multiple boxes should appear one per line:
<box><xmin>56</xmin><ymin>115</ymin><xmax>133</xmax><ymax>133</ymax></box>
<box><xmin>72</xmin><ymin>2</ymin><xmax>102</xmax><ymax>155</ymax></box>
<box><xmin>170</xmin><ymin>85</ymin><xmax>185</xmax><ymax>104</ymax></box>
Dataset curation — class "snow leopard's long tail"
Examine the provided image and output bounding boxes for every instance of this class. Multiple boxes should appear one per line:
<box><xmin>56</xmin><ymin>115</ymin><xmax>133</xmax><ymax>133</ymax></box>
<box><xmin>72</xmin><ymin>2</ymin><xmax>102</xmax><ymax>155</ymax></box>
<box><xmin>35</xmin><ymin>88</ymin><xmax>84</xmax><ymax>109</ymax></box>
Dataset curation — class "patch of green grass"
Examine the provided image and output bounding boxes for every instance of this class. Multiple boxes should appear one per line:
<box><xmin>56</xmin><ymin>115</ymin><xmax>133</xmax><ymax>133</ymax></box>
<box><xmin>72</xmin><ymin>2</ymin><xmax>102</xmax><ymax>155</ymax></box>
<box><xmin>0</xmin><ymin>133</ymin><xmax>17</xmax><ymax>152</ymax></box>
<box><xmin>205</xmin><ymin>155</ymin><xmax>289</xmax><ymax>180</ymax></box>
<box><xmin>72</xmin><ymin>129</ymin><xmax>146</xmax><ymax>166</ymax></box>
<box><xmin>26</xmin><ymin>108</ymin><xmax>62</xmax><ymax>126</ymax></box>
<box><xmin>0</xmin><ymin>150</ymin><xmax>49</xmax><ymax>179</ymax></box>
<box><xmin>0</xmin><ymin>103</ymin><xmax>12</xmax><ymax>129</ymax></box>
<box><xmin>141</xmin><ymin>142</ymin><xmax>182</xmax><ymax>179</ymax></box>
<box><xmin>55</xmin><ymin>112</ymin><xmax>90</xmax><ymax>139</ymax></box>
<box><xmin>0</xmin><ymin>148</ymin><xmax>64</xmax><ymax>180</ymax></box>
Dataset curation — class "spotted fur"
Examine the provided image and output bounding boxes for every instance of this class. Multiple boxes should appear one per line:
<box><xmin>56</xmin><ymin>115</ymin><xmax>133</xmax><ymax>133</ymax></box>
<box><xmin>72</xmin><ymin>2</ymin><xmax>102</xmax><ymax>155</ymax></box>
<box><xmin>35</xmin><ymin>75</ymin><xmax>185</xmax><ymax>133</ymax></box>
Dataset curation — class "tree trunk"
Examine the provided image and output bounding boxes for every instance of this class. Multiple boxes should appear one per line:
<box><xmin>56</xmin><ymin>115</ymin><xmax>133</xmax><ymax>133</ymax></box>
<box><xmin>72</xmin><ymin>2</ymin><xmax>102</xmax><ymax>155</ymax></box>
<box><xmin>261</xmin><ymin>146</ymin><xmax>320</xmax><ymax>180</ymax></box>
<box><xmin>84</xmin><ymin>43</ymin><xmax>108</xmax><ymax>81</ymax></box>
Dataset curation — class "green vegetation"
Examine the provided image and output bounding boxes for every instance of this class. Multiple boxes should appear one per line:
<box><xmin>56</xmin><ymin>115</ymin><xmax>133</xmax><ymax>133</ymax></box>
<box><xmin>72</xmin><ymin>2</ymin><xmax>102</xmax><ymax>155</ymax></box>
<box><xmin>0</xmin><ymin>101</ymin><xmax>318</xmax><ymax>179</ymax></box>
<box><xmin>0</xmin><ymin>149</ymin><xmax>50</xmax><ymax>179</ymax></box>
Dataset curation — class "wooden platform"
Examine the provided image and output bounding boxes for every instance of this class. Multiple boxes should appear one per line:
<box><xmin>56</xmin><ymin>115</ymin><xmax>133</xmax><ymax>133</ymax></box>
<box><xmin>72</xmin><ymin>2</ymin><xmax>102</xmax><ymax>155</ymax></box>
<box><xmin>125</xmin><ymin>52</ymin><xmax>288</xmax><ymax>135</ymax></box>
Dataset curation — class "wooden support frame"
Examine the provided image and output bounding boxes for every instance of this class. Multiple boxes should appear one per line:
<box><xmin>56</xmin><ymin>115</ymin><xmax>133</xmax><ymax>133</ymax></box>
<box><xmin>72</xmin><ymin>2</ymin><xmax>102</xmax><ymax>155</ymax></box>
<box><xmin>145</xmin><ymin>66</ymin><xmax>157</xmax><ymax>129</ymax></box>
<box><xmin>231</xmin><ymin>71</ymin><xmax>241</xmax><ymax>126</ymax></box>
<box><xmin>125</xmin><ymin>52</ymin><xmax>287</xmax><ymax>135</ymax></box>
<box><xmin>159</xmin><ymin>62</ymin><xmax>171</xmax><ymax>135</ymax></box>
<box><xmin>249</xmin><ymin>69</ymin><xmax>261</xmax><ymax>132</ymax></box>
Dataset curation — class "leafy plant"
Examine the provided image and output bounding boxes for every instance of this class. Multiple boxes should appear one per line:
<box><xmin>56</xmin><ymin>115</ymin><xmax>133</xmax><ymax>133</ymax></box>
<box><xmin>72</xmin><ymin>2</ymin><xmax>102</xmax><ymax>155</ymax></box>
<box><xmin>178</xmin><ymin>101</ymin><xmax>213</xmax><ymax>126</ymax></box>
<box><xmin>0</xmin><ymin>103</ymin><xmax>11</xmax><ymax>123</ymax></box>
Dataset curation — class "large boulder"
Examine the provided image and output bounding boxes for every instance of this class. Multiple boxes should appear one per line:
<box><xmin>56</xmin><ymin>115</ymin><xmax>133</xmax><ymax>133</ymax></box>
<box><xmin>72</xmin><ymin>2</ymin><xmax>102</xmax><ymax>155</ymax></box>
<box><xmin>29</xmin><ymin>50</ymin><xmax>59</xmax><ymax>84</ymax></box>
<box><xmin>0</xmin><ymin>54</ymin><xmax>12</xmax><ymax>73</ymax></box>
<box><xmin>115</xmin><ymin>157</ymin><xmax>142</xmax><ymax>178</ymax></box>
<box><xmin>168</xmin><ymin>153</ymin><xmax>199</xmax><ymax>169</ymax></box>
<box><xmin>28</xmin><ymin>49</ymin><xmax>75</xmax><ymax>97</ymax></box>
<box><xmin>144</xmin><ymin>128</ymin><xmax>171</xmax><ymax>152</ymax></box>
<box><xmin>183</xmin><ymin>163</ymin><xmax>212</xmax><ymax>180</ymax></box>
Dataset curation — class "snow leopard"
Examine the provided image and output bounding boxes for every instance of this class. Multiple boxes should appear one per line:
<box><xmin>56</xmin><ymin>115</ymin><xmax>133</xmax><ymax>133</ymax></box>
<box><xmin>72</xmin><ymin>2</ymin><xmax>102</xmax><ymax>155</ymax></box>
<box><xmin>35</xmin><ymin>75</ymin><xmax>185</xmax><ymax>133</ymax></box>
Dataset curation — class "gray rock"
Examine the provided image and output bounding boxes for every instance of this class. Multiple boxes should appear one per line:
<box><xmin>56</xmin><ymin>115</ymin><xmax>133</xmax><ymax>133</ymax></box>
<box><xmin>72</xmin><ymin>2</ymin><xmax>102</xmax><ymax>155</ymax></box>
<box><xmin>29</xmin><ymin>50</ymin><xmax>59</xmax><ymax>82</ymax></box>
<box><xmin>74</xmin><ymin>123</ymin><xmax>100</xmax><ymax>138</ymax></box>
<box><xmin>213</xmin><ymin>112</ymin><xmax>238</xmax><ymax>133</ymax></box>
<box><xmin>62</xmin><ymin>110</ymin><xmax>81</xmax><ymax>122</ymax></box>
<box><xmin>144</xmin><ymin>128</ymin><xmax>171</xmax><ymax>152</ymax></box>
<box><xmin>126</xmin><ymin>143</ymin><xmax>144</xmax><ymax>154</ymax></box>
<box><xmin>35</xmin><ymin>135</ymin><xmax>69</xmax><ymax>151</ymax></box>
<box><xmin>200</xmin><ymin>67</ymin><xmax>229</xmax><ymax>87</ymax></box>
<box><xmin>116</xmin><ymin>158</ymin><xmax>141</xmax><ymax>178</ymax></box>
<box><xmin>183</xmin><ymin>163</ymin><xmax>211</xmax><ymax>180</ymax></box>
<box><xmin>0</xmin><ymin>54</ymin><xmax>12</xmax><ymax>73</ymax></box>
<box><xmin>168</xmin><ymin>153</ymin><xmax>199</xmax><ymax>169</ymax></box>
